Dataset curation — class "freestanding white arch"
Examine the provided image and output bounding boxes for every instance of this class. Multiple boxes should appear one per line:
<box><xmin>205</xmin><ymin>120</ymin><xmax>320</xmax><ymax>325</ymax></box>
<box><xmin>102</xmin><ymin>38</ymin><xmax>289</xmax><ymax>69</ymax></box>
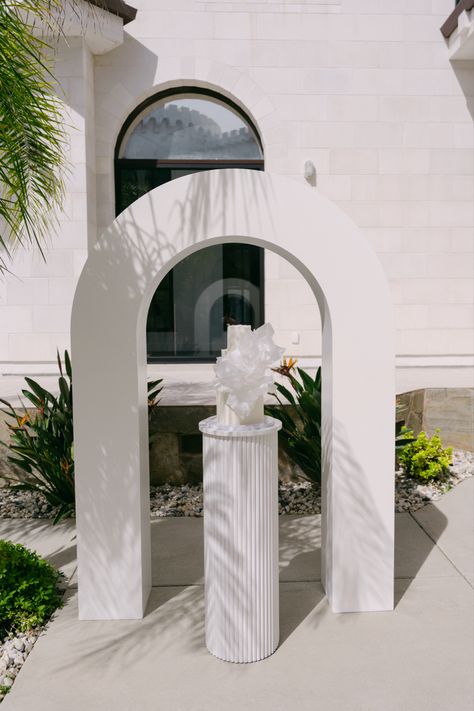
<box><xmin>71</xmin><ymin>169</ymin><xmax>395</xmax><ymax>620</ymax></box>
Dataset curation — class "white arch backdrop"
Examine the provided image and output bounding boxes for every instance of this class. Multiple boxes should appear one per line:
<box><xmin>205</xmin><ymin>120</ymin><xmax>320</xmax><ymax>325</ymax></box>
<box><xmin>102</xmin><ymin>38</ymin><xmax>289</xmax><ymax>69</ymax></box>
<box><xmin>71</xmin><ymin>169</ymin><xmax>395</xmax><ymax>620</ymax></box>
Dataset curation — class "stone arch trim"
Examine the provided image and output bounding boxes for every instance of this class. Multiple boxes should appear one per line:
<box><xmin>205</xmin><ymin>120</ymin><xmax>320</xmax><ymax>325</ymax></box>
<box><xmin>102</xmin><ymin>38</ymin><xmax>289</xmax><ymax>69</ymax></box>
<box><xmin>72</xmin><ymin>169</ymin><xmax>395</xmax><ymax>620</ymax></box>
<box><xmin>95</xmin><ymin>56</ymin><xmax>281</xmax><ymax>232</ymax></box>
<box><xmin>109</xmin><ymin>58</ymin><xmax>278</xmax><ymax>150</ymax></box>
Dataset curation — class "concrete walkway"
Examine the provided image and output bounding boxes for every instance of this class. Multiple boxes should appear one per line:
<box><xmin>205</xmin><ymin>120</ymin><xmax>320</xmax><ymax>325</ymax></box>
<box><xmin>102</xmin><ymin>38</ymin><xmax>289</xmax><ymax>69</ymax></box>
<box><xmin>1</xmin><ymin>479</ymin><xmax>473</xmax><ymax>711</ymax></box>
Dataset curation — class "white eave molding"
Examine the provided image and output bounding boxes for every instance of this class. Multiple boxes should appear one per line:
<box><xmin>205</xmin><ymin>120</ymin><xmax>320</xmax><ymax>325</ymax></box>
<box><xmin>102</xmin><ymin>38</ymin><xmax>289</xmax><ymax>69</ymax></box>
<box><xmin>447</xmin><ymin>8</ymin><xmax>474</xmax><ymax>61</ymax></box>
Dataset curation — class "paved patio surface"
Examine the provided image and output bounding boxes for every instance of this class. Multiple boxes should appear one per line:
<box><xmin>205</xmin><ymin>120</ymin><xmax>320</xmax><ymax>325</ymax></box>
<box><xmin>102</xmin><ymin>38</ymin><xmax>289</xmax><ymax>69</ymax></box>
<box><xmin>1</xmin><ymin>478</ymin><xmax>473</xmax><ymax>711</ymax></box>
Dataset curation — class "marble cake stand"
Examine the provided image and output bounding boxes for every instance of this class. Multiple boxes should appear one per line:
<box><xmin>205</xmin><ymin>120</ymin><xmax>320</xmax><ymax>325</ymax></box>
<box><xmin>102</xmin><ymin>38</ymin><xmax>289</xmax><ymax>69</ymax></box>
<box><xmin>199</xmin><ymin>415</ymin><xmax>282</xmax><ymax>663</ymax></box>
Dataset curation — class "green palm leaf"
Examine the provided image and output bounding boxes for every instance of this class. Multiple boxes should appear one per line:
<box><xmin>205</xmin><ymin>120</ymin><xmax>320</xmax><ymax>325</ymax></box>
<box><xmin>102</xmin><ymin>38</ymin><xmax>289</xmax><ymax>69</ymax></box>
<box><xmin>0</xmin><ymin>1</ymin><xmax>68</xmax><ymax>271</ymax></box>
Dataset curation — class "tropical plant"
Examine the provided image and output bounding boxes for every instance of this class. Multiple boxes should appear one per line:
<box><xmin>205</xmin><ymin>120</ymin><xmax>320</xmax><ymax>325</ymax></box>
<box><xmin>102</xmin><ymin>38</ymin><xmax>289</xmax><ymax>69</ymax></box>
<box><xmin>265</xmin><ymin>359</ymin><xmax>322</xmax><ymax>486</ymax></box>
<box><xmin>147</xmin><ymin>378</ymin><xmax>163</xmax><ymax>415</ymax></box>
<box><xmin>0</xmin><ymin>539</ymin><xmax>64</xmax><ymax>637</ymax></box>
<box><xmin>266</xmin><ymin>360</ymin><xmax>418</xmax><ymax>485</ymax></box>
<box><xmin>0</xmin><ymin>350</ymin><xmax>74</xmax><ymax>523</ymax></box>
<box><xmin>0</xmin><ymin>0</ymin><xmax>68</xmax><ymax>271</ymax></box>
<box><xmin>395</xmin><ymin>402</ymin><xmax>415</xmax><ymax>453</ymax></box>
<box><xmin>0</xmin><ymin>350</ymin><xmax>163</xmax><ymax>523</ymax></box>
<box><xmin>395</xmin><ymin>421</ymin><xmax>415</xmax><ymax>452</ymax></box>
<box><xmin>399</xmin><ymin>429</ymin><xmax>453</xmax><ymax>481</ymax></box>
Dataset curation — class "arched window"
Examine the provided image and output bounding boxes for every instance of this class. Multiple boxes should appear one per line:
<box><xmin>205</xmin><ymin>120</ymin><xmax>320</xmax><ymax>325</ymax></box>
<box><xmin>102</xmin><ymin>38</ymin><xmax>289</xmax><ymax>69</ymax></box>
<box><xmin>115</xmin><ymin>88</ymin><xmax>264</xmax><ymax>361</ymax></box>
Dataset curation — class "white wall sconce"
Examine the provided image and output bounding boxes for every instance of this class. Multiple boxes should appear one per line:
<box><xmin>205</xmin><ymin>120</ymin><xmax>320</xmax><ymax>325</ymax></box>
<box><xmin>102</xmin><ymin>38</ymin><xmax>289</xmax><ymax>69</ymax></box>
<box><xmin>304</xmin><ymin>160</ymin><xmax>316</xmax><ymax>186</ymax></box>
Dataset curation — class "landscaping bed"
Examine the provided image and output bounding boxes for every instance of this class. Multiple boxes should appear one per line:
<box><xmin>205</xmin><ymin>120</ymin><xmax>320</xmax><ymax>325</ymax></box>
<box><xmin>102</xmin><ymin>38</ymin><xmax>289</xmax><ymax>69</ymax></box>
<box><xmin>0</xmin><ymin>451</ymin><xmax>472</xmax><ymax>703</ymax></box>
<box><xmin>1</xmin><ymin>450</ymin><xmax>472</xmax><ymax>520</ymax></box>
<box><xmin>0</xmin><ymin>629</ymin><xmax>41</xmax><ymax>702</ymax></box>
<box><xmin>0</xmin><ymin>540</ymin><xmax>65</xmax><ymax>703</ymax></box>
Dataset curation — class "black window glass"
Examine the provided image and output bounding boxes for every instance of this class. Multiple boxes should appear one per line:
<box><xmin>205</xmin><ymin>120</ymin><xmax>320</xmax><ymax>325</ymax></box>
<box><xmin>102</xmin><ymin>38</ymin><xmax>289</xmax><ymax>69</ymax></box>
<box><xmin>146</xmin><ymin>243</ymin><xmax>262</xmax><ymax>361</ymax></box>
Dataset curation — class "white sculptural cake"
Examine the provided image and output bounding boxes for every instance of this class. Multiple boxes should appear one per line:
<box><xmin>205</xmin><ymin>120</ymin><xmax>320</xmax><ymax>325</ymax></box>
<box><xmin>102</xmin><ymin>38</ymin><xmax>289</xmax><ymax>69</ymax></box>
<box><xmin>215</xmin><ymin>323</ymin><xmax>284</xmax><ymax>426</ymax></box>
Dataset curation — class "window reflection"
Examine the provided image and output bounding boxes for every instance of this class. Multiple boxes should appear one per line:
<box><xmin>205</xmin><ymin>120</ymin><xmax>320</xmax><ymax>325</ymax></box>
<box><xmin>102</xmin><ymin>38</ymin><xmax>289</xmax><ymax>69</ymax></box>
<box><xmin>146</xmin><ymin>244</ymin><xmax>262</xmax><ymax>361</ymax></box>
<box><xmin>115</xmin><ymin>90</ymin><xmax>264</xmax><ymax>362</ymax></box>
<box><xmin>120</xmin><ymin>97</ymin><xmax>262</xmax><ymax>161</ymax></box>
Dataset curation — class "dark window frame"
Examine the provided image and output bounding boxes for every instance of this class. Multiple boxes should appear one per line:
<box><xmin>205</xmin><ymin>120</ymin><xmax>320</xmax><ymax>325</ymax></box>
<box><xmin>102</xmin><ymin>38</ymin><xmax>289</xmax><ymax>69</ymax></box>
<box><xmin>115</xmin><ymin>159</ymin><xmax>264</xmax><ymax>219</ymax></box>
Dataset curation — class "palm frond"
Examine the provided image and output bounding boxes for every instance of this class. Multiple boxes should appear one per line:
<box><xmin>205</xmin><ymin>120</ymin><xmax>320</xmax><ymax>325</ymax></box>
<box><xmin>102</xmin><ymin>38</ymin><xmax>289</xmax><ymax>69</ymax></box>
<box><xmin>0</xmin><ymin>0</ymin><xmax>67</xmax><ymax>271</ymax></box>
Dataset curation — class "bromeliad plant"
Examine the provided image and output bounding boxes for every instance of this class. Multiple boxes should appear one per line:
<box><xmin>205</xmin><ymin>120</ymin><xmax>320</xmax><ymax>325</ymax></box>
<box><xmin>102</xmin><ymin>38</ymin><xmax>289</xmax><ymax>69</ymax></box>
<box><xmin>395</xmin><ymin>422</ymin><xmax>415</xmax><ymax>452</ymax></box>
<box><xmin>1</xmin><ymin>351</ymin><xmax>163</xmax><ymax>523</ymax></box>
<box><xmin>266</xmin><ymin>360</ymin><xmax>418</xmax><ymax>487</ymax></box>
<box><xmin>1</xmin><ymin>351</ymin><xmax>74</xmax><ymax>523</ymax></box>
<box><xmin>147</xmin><ymin>378</ymin><xmax>163</xmax><ymax>415</ymax></box>
<box><xmin>265</xmin><ymin>358</ymin><xmax>322</xmax><ymax>486</ymax></box>
<box><xmin>395</xmin><ymin>403</ymin><xmax>415</xmax><ymax>453</ymax></box>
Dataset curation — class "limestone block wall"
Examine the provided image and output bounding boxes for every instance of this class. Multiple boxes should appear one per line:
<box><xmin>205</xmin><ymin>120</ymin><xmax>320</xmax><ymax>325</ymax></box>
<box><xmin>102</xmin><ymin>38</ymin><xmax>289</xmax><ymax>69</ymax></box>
<box><xmin>0</xmin><ymin>37</ymin><xmax>95</xmax><ymax>372</ymax></box>
<box><xmin>0</xmin><ymin>0</ymin><xmax>472</xmax><ymax>394</ymax></box>
<box><xmin>92</xmin><ymin>0</ymin><xmax>473</xmax><ymax>388</ymax></box>
<box><xmin>397</xmin><ymin>387</ymin><xmax>474</xmax><ymax>450</ymax></box>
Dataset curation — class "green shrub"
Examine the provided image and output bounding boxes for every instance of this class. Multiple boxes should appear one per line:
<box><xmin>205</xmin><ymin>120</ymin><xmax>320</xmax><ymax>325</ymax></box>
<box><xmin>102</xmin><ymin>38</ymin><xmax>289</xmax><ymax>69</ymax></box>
<box><xmin>1</xmin><ymin>352</ymin><xmax>163</xmax><ymax>524</ymax></box>
<box><xmin>399</xmin><ymin>429</ymin><xmax>452</xmax><ymax>481</ymax></box>
<box><xmin>0</xmin><ymin>540</ymin><xmax>64</xmax><ymax>638</ymax></box>
<box><xmin>265</xmin><ymin>359</ymin><xmax>322</xmax><ymax>486</ymax></box>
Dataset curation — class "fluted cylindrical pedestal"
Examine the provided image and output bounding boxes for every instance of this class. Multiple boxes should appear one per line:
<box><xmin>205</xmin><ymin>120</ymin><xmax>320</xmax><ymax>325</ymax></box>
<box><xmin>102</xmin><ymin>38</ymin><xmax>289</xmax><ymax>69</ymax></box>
<box><xmin>199</xmin><ymin>416</ymin><xmax>281</xmax><ymax>663</ymax></box>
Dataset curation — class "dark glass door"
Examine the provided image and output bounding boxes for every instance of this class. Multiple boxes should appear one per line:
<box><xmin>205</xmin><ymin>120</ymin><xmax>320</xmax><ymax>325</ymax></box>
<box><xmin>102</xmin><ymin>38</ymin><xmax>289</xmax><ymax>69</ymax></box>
<box><xmin>115</xmin><ymin>161</ymin><xmax>264</xmax><ymax>362</ymax></box>
<box><xmin>146</xmin><ymin>243</ymin><xmax>263</xmax><ymax>361</ymax></box>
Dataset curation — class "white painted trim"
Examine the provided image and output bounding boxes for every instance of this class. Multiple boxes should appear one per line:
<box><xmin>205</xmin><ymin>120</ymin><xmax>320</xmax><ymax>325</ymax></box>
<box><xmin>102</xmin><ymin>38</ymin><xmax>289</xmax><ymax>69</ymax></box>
<box><xmin>2</xmin><ymin>354</ymin><xmax>472</xmax><ymax>377</ymax></box>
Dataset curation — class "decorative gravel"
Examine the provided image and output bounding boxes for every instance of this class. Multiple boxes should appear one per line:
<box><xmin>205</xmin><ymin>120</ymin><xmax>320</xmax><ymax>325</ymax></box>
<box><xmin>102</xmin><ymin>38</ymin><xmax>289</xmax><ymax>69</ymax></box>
<box><xmin>0</xmin><ymin>489</ymin><xmax>53</xmax><ymax>519</ymax></box>
<box><xmin>148</xmin><ymin>480</ymin><xmax>321</xmax><ymax>517</ymax></box>
<box><xmin>394</xmin><ymin>449</ymin><xmax>473</xmax><ymax>513</ymax></box>
<box><xmin>0</xmin><ymin>629</ymin><xmax>41</xmax><ymax>702</ymax></box>
<box><xmin>0</xmin><ymin>450</ymin><xmax>472</xmax><ymax>520</ymax></box>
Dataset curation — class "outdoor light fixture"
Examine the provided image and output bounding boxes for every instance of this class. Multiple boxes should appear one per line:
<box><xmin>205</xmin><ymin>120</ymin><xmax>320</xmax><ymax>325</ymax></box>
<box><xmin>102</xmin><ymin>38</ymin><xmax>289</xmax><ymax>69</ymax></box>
<box><xmin>304</xmin><ymin>159</ymin><xmax>316</xmax><ymax>186</ymax></box>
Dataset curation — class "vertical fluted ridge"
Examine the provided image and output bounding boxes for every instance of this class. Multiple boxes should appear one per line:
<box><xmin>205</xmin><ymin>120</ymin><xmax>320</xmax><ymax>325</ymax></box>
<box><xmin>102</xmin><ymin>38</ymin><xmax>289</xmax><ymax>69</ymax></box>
<box><xmin>203</xmin><ymin>426</ymin><xmax>279</xmax><ymax>663</ymax></box>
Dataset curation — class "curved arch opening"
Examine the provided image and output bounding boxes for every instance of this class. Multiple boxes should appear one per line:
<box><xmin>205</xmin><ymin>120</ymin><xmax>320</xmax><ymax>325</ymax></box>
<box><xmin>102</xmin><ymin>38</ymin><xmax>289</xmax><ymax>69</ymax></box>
<box><xmin>139</xmin><ymin>234</ymin><xmax>325</xmax><ymax>347</ymax></box>
<box><xmin>72</xmin><ymin>168</ymin><xmax>395</xmax><ymax>620</ymax></box>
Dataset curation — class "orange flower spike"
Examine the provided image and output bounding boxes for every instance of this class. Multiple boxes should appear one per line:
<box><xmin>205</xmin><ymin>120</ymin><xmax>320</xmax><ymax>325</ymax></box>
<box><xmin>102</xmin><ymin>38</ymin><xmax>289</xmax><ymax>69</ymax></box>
<box><xmin>16</xmin><ymin>413</ymin><xmax>30</xmax><ymax>428</ymax></box>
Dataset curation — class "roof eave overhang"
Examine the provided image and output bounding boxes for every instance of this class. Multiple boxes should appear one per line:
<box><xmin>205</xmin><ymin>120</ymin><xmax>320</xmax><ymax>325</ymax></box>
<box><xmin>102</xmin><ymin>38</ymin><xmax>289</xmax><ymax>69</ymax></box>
<box><xmin>440</xmin><ymin>0</ymin><xmax>474</xmax><ymax>60</ymax></box>
<box><xmin>85</xmin><ymin>0</ymin><xmax>137</xmax><ymax>26</ymax></box>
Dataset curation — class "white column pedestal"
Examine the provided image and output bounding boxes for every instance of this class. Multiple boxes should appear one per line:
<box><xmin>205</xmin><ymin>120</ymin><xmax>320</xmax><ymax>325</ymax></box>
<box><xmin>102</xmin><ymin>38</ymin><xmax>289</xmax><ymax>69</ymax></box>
<box><xmin>199</xmin><ymin>416</ymin><xmax>281</xmax><ymax>663</ymax></box>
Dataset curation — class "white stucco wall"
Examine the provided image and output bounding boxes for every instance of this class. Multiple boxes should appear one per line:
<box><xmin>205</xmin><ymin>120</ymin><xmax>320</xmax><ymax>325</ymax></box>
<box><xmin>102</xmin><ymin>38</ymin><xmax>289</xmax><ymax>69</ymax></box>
<box><xmin>0</xmin><ymin>0</ymin><xmax>472</xmax><ymax>392</ymax></box>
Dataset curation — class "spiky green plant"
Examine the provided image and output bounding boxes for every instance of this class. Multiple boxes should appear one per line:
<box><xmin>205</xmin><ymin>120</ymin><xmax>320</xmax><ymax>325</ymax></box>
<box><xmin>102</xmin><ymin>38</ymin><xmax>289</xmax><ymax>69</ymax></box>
<box><xmin>0</xmin><ymin>350</ymin><xmax>74</xmax><ymax>523</ymax></box>
<box><xmin>1</xmin><ymin>351</ymin><xmax>163</xmax><ymax>523</ymax></box>
<box><xmin>265</xmin><ymin>360</ymin><xmax>322</xmax><ymax>486</ymax></box>
<box><xmin>395</xmin><ymin>422</ymin><xmax>415</xmax><ymax>452</ymax></box>
<box><xmin>267</xmin><ymin>362</ymin><xmax>417</xmax><ymax>486</ymax></box>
